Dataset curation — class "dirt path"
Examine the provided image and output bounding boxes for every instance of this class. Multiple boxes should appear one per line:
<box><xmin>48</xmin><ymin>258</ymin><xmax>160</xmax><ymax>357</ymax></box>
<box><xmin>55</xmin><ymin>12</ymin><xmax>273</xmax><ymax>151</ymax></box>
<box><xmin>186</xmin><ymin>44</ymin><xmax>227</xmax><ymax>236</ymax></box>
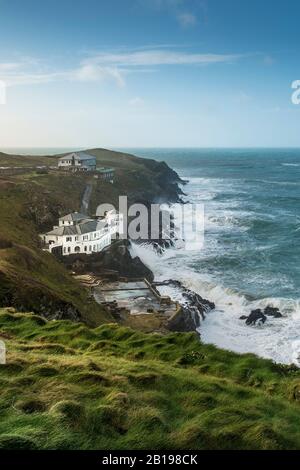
<box><xmin>81</xmin><ymin>183</ymin><xmax>93</xmax><ymax>214</ymax></box>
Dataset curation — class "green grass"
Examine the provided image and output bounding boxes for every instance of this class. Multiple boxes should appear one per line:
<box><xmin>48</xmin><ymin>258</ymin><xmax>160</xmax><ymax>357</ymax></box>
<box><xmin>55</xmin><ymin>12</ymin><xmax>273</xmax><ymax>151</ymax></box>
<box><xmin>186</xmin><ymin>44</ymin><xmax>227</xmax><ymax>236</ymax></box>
<box><xmin>0</xmin><ymin>151</ymin><xmax>57</xmax><ymax>167</ymax></box>
<box><xmin>1</xmin><ymin>308</ymin><xmax>300</xmax><ymax>450</ymax></box>
<box><xmin>0</xmin><ymin>175</ymin><xmax>112</xmax><ymax>325</ymax></box>
<box><xmin>0</xmin><ymin>147</ymin><xmax>181</xmax><ymax>326</ymax></box>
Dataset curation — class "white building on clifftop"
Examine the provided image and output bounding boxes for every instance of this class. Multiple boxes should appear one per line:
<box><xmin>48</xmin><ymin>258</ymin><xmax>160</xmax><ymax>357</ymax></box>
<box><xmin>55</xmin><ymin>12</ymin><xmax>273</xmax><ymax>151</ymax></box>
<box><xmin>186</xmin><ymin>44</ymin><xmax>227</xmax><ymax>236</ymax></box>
<box><xmin>41</xmin><ymin>210</ymin><xmax>122</xmax><ymax>256</ymax></box>
<box><xmin>58</xmin><ymin>152</ymin><xmax>97</xmax><ymax>171</ymax></box>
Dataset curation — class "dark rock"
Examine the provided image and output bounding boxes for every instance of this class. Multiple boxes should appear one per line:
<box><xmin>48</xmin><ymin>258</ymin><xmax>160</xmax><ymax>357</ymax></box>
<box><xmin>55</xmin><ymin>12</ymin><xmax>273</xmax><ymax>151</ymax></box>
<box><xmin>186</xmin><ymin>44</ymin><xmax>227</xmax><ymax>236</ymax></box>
<box><xmin>62</xmin><ymin>239</ymin><xmax>154</xmax><ymax>282</ymax></box>
<box><xmin>167</xmin><ymin>306</ymin><xmax>201</xmax><ymax>332</ymax></box>
<box><xmin>99</xmin><ymin>239</ymin><xmax>154</xmax><ymax>280</ymax></box>
<box><xmin>164</xmin><ymin>279</ymin><xmax>215</xmax><ymax>332</ymax></box>
<box><xmin>241</xmin><ymin>306</ymin><xmax>283</xmax><ymax>326</ymax></box>
<box><xmin>264</xmin><ymin>306</ymin><xmax>283</xmax><ymax>318</ymax></box>
<box><xmin>246</xmin><ymin>309</ymin><xmax>267</xmax><ymax>326</ymax></box>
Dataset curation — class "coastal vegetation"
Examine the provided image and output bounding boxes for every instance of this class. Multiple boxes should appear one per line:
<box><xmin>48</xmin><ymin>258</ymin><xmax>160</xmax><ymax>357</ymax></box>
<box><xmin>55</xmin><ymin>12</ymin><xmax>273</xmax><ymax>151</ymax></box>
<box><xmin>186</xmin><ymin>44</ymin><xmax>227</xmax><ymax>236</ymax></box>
<box><xmin>1</xmin><ymin>308</ymin><xmax>300</xmax><ymax>450</ymax></box>
<box><xmin>2</xmin><ymin>148</ymin><xmax>300</xmax><ymax>451</ymax></box>
<box><xmin>0</xmin><ymin>148</ymin><xmax>181</xmax><ymax>325</ymax></box>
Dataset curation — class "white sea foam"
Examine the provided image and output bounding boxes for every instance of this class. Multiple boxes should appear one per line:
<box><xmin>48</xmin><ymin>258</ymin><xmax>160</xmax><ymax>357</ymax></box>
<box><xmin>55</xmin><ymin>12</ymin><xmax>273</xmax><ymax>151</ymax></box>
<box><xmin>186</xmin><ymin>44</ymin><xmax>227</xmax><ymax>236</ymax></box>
<box><xmin>131</xmin><ymin>241</ymin><xmax>300</xmax><ymax>365</ymax></box>
<box><xmin>281</xmin><ymin>163</ymin><xmax>300</xmax><ymax>167</ymax></box>
<box><xmin>130</xmin><ymin>171</ymin><xmax>300</xmax><ymax>366</ymax></box>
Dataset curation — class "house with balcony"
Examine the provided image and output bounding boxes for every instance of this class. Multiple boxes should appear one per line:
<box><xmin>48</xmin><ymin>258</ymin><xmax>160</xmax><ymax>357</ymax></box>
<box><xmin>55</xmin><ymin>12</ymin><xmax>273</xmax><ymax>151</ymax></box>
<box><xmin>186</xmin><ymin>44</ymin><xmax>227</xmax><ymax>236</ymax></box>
<box><xmin>41</xmin><ymin>210</ymin><xmax>122</xmax><ymax>256</ymax></box>
<box><xmin>58</xmin><ymin>152</ymin><xmax>96</xmax><ymax>172</ymax></box>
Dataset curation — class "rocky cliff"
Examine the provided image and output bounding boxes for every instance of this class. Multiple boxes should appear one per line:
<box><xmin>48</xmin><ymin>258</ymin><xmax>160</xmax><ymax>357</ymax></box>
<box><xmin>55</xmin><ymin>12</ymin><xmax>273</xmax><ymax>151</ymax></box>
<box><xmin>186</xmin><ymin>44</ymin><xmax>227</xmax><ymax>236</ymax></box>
<box><xmin>0</xmin><ymin>147</ymin><xmax>183</xmax><ymax>325</ymax></box>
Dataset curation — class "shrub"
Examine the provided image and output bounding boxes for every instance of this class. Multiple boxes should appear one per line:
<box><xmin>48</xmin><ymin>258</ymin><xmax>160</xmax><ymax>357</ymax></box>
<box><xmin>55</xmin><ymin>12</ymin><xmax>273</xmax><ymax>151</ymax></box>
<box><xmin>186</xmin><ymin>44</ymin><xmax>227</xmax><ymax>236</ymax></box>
<box><xmin>50</xmin><ymin>400</ymin><xmax>85</xmax><ymax>423</ymax></box>
<box><xmin>0</xmin><ymin>435</ymin><xmax>38</xmax><ymax>450</ymax></box>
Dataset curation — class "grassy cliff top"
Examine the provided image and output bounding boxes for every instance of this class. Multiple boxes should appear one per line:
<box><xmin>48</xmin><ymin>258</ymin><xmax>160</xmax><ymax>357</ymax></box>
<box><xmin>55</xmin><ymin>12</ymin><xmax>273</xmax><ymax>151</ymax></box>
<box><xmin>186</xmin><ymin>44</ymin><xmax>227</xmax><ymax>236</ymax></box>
<box><xmin>1</xmin><ymin>308</ymin><xmax>300</xmax><ymax>450</ymax></box>
<box><xmin>0</xmin><ymin>147</ymin><xmax>181</xmax><ymax>176</ymax></box>
<box><xmin>0</xmin><ymin>147</ymin><xmax>181</xmax><ymax>325</ymax></box>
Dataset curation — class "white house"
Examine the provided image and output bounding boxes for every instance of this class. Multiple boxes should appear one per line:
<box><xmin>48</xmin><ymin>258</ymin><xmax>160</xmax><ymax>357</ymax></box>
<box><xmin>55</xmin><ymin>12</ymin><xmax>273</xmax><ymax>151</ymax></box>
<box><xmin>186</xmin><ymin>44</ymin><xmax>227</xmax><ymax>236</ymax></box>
<box><xmin>41</xmin><ymin>210</ymin><xmax>122</xmax><ymax>256</ymax></box>
<box><xmin>58</xmin><ymin>152</ymin><xmax>97</xmax><ymax>171</ymax></box>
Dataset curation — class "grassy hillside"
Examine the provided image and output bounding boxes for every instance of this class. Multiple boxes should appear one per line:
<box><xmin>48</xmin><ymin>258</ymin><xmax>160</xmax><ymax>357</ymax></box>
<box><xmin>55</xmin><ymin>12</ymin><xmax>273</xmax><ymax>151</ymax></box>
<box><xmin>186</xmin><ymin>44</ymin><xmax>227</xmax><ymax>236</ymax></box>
<box><xmin>0</xmin><ymin>174</ymin><xmax>112</xmax><ymax>325</ymax></box>
<box><xmin>0</xmin><ymin>151</ymin><xmax>56</xmax><ymax>167</ymax></box>
<box><xmin>0</xmin><ymin>148</ymin><xmax>182</xmax><ymax>325</ymax></box>
<box><xmin>0</xmin><ymin>308</ymin><xmax>300</xmax><ymax>450</ymax></box>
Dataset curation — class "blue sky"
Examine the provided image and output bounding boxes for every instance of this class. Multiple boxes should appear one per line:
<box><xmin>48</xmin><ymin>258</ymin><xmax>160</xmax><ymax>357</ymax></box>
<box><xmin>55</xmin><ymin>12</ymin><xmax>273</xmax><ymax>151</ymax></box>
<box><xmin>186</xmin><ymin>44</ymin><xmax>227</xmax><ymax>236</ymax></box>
<box><xmin>0</xmin><ymin>0</ymin><xmax>300</xmax><ymax>147</ymax></box>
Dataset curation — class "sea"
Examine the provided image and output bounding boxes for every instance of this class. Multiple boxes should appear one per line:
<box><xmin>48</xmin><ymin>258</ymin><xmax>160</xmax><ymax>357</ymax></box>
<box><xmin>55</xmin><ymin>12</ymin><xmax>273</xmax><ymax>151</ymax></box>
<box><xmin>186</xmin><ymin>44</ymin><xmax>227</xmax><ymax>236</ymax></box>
<box><xmin>126</xmin><ymin>148</ymin><xmax>300</xmax><ymax>366</ymax></box>
<box><xmin>3</xmin><ymin>147</ymin><xmax>300</xmax><ymax>365</ymax></box>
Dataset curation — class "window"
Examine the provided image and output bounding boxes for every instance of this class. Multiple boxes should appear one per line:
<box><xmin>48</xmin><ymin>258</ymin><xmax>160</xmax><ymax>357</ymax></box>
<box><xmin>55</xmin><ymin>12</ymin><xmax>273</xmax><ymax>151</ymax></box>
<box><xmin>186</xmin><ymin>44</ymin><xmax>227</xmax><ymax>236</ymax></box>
<box><xmin>68</xmin><ymin>247</ymin><xmax>71</xmax><ymax>253</ymax></box>
<box><xmin>84</xmin><ymin>246</ymin><xmax>87</xmax><ymax>252</ymax></box>
<box><xmin>89</xmin><ymin>246</ymin><xmax>92</xmax><ymax>251</ymax></box>
<box><xmin>75</xmin><ymin>236</ymin><xmax>78</xmax><ymax>241</ymax></box>
<box><xmin>66</xmin><ymin>236</ymin><xmax>72</xmax><ymax>242</ymax></box>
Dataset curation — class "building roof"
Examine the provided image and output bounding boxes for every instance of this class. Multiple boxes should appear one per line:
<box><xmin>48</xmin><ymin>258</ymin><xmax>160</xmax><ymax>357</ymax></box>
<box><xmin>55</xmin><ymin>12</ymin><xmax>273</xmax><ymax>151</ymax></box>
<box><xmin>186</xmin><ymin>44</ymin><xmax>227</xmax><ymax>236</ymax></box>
<box><xmin>59</xmin><ymin>212</ymin><xmax>89</xmax><ymax>222</ymax></box>
<box><xmin>97</xmin><ymin>167</ymin><xmax>114</xmax><ymax>173</ymax></box>
<box><xmin>45</xmin><ymin>225</ymin><xmax>78</xmax><ymax>236</ymax></box>
<box><xmin>59</xmin><ymin>152</ymin><xmax>96</xmax><ymax>162</ymax></box>
<box><xmin>79</xmin><ymin>219</ymin><xmax>107</xmax><ymax>234</ymax></box>
<box><xmin>45</xmin><ymin>218</ymin><xmax>107</xmax><ymax>237</ymax></box>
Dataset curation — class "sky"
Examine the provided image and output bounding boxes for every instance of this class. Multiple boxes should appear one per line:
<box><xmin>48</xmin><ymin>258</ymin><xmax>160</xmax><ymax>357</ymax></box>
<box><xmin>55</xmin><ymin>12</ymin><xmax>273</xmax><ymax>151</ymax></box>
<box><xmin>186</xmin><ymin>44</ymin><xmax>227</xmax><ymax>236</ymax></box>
<box><xmin>0</xmin><ymin>0</ymin><xmax>300</xmax><ymax>148</ymax></box>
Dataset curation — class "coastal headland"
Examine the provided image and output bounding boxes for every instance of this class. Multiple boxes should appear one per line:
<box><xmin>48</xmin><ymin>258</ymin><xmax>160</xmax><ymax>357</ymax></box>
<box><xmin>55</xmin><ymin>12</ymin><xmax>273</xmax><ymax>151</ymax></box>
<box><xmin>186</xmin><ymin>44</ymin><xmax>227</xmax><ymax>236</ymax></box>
<box><xmin>1</xmin><ymin>147</ymin><xmax>300</xmax><ymax>450</ymax></box>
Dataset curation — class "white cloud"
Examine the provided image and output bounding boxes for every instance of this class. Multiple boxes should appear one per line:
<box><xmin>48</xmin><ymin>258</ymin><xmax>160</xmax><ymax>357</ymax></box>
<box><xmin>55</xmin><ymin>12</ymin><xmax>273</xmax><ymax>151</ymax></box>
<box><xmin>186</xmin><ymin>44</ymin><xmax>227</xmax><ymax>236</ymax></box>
<box><xmin>177</xmin><ymin>12</ymin><xmax>197</xmax><ymax>28</ymax></box>
<box><xmin>138</xmin><ymin>0</ymin><xmax>203</xmax><ymax>28</ymax></box>
<box><xmin>0</xmin><ymin>47</ymin><xmax>242</xmax><ymax>89</ymax></box>
<box><xmin>0</xmin><ymin>60</ymin><xmax>126</xmax><ymax>88</ymax></box>
<box><xmin>87</xmin><ymin>49</ymin><xmax>241</xmax><ymax>67</ymax></box>
<box><xmin>74</xmin><ymin>64</ymin><xmax>125</xmax><ymax>87</ymax></box>
<box><xmin>129</xmin><ymin>96</ymin><xmax>145</xmax><ymax>106</ymax></box>
<box><xmin>0</xmin><ymin>62</ymin><xmax>22</xmax><ymax>72</ymax></box>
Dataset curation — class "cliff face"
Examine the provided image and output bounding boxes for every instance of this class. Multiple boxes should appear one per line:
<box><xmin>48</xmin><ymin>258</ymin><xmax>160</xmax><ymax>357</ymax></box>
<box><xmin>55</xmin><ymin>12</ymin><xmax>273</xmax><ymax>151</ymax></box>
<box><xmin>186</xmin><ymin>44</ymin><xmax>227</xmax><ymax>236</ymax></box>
<box><xmin>0</xmin><ymin>147</ymin><xmax>182</xmax><ymax>325</ymax></box>
<box><xmin>134</xmin><ymin>158</ymin><xmax>185</xmax><ymax>203</ymax></box>
<box><xmin>62</xmin><ymin>240</ymin><xmax>154</xmax><ymax>282</ymax></box>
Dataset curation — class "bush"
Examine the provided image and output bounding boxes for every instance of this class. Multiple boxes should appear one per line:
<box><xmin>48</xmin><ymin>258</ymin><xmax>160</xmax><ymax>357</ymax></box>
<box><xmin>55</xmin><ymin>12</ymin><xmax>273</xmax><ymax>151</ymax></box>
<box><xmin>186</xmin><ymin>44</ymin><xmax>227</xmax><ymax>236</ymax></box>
<box><xmin>0</xmin><ymin>237</ymin><xmax>13</xmax><ymax>249</ymax></box>
<box><xmin>50</xmin><ymin>400</ymin><xmax>85</xmax><ymax>423</ymax></box>
<box><xmin>0</xmin><ymin>435</ymin><xmax>38</xmax><ymax>450</ymax></box>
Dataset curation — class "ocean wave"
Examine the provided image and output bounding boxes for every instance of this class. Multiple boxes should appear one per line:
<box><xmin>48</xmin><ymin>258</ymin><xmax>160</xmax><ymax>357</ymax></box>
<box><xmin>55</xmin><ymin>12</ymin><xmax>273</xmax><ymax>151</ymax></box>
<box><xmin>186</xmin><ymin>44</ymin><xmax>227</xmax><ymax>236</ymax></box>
<box><xmin>206</xmin><ymin>213</ymin><xmax>249</xmax><ymax>230</ymax></box>
<box><xmin>130</xmin><ymin>164</ymin><xmax>300</xmax><ymax>365</ymax></box>
<box><xmin>130</xmin><ymin>241</ymin><xmax>300</xmax><ymax>365</ymax></box>
<box><xmin>185</xmin><ymin>176</ymin><xmax>224</xmax><ymax>184</ymax></box>
<box><xmin>281</xmin><ymin>163</ymin><xmax>300</xmax><ymax>167</ymax></box>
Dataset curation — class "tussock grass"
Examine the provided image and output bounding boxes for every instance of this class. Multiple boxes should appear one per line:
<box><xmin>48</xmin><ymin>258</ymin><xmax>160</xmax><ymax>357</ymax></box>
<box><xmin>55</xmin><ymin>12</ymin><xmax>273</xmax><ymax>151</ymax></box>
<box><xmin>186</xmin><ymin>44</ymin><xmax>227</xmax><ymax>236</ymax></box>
<box><xmin>1</xmin><ymin>307</ymin><xmax>300</xmax><ymax>450</ymax></box>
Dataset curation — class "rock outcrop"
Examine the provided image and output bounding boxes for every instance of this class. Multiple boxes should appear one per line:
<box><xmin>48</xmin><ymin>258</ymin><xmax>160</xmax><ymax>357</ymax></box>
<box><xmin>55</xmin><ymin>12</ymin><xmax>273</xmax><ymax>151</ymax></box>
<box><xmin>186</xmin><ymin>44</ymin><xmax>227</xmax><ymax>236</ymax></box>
<box><xmin>158</xmin><ymin>280</ymin><xmax>215</xmax><ymax>332</ymax></box>
<box><xmin>62</xmin><ymin>240</ymin><xmax>154</xmax><ymax>282</ymax></box>
<box><xmin>264</xmin><ymin>306</ymin><xmax>283</xmax><ymax>318</ymax></box>
<box><xmin>240</xmin><ymin>305</ymin><xmax>283</xmax><ymax>326</ymax></box>
<box><xmin>245</xmin><ymin>309</ymin><xmax>267</xmax><ymax>326</ymax></box>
